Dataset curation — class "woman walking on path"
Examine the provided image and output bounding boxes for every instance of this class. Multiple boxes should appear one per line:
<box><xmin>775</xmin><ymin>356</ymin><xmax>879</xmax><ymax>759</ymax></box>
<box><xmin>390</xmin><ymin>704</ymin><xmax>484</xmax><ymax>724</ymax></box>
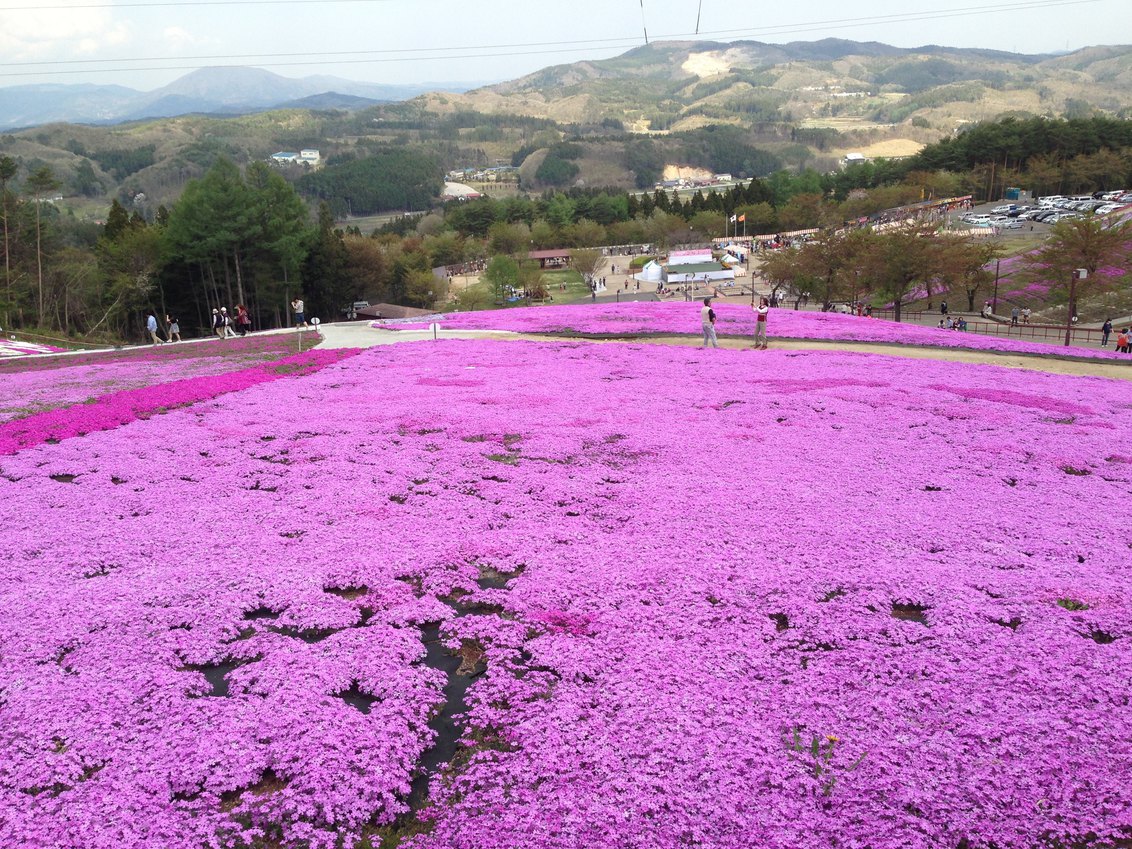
<box><xmin>166</xmin><ymin>315</ymin><xmax>181</xmax><ymax>342</ymax></box>
<box><xmin>700</xmin><ymin>298</ymin><xmax>718</xmax><ymax>349</ymax></box>
<box><xmin>235</xmin><ymin>304</ymin><xmax>251</xmax><ymax>336</ymax></box>
<box><xmin>753</xmin><ymin>297</ymin><xmax>769</xmax><ymax>349</ymax></box>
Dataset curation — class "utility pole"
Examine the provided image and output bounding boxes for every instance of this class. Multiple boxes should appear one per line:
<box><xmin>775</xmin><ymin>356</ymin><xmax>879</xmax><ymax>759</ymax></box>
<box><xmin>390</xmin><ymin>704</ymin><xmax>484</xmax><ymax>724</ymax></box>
<box><xmin>1065</xmin><ymin>268</ymin><xmax>1086</xmax><ymax>346</ymax></box>
<box><xmin>992</xmin><ymin>259</ymin><xmax>1000</xmax><ymax>314</ymax></box>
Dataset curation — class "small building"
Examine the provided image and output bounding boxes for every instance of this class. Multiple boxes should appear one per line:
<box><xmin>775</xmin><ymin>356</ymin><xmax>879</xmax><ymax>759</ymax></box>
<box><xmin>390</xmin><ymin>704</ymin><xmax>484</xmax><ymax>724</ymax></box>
<box><xmin>667</xmin><ymin>249</ymin><xmax>714</xmax><ymax>267</ymax></box>
<box><xmin>843</xmin><ymin>152</ymin><xmax>868</xmax><ymax>165</ymax></box>
<box><xmin>528</xmin><ymin>249</ymin><xmax>571</xmax><ymax>269</ymax></box>
<box><xmin>662</xmin><ymin>262</ymin><xmax>735</xmax><ymax>285</ymax></box>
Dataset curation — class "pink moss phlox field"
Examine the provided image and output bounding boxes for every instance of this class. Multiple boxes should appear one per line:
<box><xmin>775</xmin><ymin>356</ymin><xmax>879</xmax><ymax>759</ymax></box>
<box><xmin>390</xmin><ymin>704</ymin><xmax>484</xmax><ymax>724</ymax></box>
<box><xmin>0</xmin><ymin>348</ymin><xmax>358</xmax><ymax>454</ymax></box>
<box><xmin>0</xmin><ymin>338</ymin><xmax>65</xmax><ymax>358</ymax></box>
<box><xmin>0</xmin><ymin>333</ymin><xmax>312</xmax><ymax>378</ymax></box>
<box><xmin>1</xmin><ymin>345</ymin><xmax>305</xmax><ymax>424</ymax></box>
<box><xmin>378</xmin><ymin>302</ymin><xmax>1127</xmax><ymax>360</ymax></box>
<box><xmin>1</xmin><ymin>339</ymin><xmax>1131</xmax><ymax>849</ymax></box>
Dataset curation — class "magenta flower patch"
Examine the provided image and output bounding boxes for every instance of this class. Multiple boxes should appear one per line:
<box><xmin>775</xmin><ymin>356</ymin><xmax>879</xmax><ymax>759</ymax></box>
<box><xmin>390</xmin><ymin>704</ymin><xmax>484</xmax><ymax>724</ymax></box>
<box><xmin>0</xmin><ymin>340</ymin><xmax>1129</xmax><ymax>849</ymax></box>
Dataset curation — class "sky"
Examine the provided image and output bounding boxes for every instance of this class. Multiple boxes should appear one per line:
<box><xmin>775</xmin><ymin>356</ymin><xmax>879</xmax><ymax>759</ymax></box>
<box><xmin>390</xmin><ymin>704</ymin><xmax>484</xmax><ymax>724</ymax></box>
<box><xmin>0</xmin><ymin>0</ymin><xmax>1128</xmax><ymax>91</ymax></box>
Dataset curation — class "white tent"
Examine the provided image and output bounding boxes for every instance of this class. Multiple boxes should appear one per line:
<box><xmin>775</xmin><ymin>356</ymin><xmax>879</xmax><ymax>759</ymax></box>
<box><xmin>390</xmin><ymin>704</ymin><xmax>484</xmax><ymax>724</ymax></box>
<box><xmin>634</xmin><ymin>260</ymin><xmax>663</xmax><ymax>283</ymax></box>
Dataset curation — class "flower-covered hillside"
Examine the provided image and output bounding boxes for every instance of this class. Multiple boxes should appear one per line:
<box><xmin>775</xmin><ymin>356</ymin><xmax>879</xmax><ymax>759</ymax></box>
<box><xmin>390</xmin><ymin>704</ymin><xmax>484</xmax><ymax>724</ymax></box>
<box><xmin>0</xmin><ymin>340</ymin><xmax>1129</xmax><ymax>849</ymax></box>
<box><xmin>378</xmin><ymin>302</ymin><xmax>1127</xmax><ymax>360</ymax></box>
<box><xmin>0</xmin><ymin>335</ymin><xmax>326</xmax><ymax>425</ymax></box>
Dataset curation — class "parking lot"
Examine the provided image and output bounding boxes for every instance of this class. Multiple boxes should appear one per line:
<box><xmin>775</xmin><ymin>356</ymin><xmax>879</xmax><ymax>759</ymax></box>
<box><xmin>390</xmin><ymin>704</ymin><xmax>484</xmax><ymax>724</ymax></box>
<box><xmin>951</xmin><ymin>191</ymin><xmax>1131</xmax><ymax>238</ymax></box>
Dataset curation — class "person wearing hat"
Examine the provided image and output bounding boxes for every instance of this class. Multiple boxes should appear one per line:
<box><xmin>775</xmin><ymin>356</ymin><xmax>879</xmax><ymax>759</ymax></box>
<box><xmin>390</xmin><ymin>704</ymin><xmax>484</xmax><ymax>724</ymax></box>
<box><xmin>220</xmin><ymin>307</ymin><xmax>237</xmax><ymax>338</ymax></box>
<box><xmin>211</xmin><ymin>308</ymin><xmax>225</xmax><ymax>340</ymax></box>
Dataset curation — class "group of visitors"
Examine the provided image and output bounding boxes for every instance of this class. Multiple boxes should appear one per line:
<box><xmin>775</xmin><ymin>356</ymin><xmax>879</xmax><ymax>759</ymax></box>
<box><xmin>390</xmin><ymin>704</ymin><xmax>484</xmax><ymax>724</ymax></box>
<box><xmin>212</xmin><ymin>305</ymin><xmax>252</xmax><ymax>339</ymax></box>
<box><xmin>1105</xmin><ymin>320</ymin><xmax>1132</xmax><ymax>353</ymax></box>
<box><xmin>700</xmin><ymin>297</ymin><xmax>769</xmax><ymax>350</ymax></box>
<box><xmin>937</xmin><ymin>316</ymin><xmax>969</xmax><ymax>331</ymax></box>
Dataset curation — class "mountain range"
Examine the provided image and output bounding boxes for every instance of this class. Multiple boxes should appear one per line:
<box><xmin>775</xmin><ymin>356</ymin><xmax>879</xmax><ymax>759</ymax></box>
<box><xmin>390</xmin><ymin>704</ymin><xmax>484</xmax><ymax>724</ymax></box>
<box><xmin>0</xmin><ymin>67</ymin><xmax>474</xmax><ymax>131</ymax></box>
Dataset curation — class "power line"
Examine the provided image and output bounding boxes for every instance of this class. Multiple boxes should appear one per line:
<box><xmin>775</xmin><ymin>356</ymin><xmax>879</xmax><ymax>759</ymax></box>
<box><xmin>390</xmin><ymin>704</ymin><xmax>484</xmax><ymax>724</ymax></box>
<box><xmin>0</xmin><ymin>0</ymin><xmax>399</xmax><ymax>8</ymax></box>
<box><xmin>0</xmin><ymin>0</ymin><xmax>1104</xmax><ymax>79</ymax></box>
<box><xmin>686</xmin><ymin>0</ymin><xmax>1102</xmax><ymax>40</ymax></box>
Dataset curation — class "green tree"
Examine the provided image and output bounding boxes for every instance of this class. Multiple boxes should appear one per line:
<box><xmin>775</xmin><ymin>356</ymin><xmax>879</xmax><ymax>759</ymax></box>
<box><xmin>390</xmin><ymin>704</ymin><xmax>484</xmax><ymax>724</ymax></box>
<box><xmin>482</xmin><ymin>255</ymin><xmax>519</xmax><ymax>304</ymax></box>
<box><xmin>1029</xmin><ymin>217</ymin><xmax>1131</xmax><ymax>342</ymax></box>
<box><xmin>935</xmin><ymin>235</ymin><xmax>1000</xmax><ymax>312</ymax></box>
<box><xmin>300</xmin><ymin>202</ymin><xmax>350</xmax><ymax>320</ymax></box>
<box><xmin>854</xmin><ymin>225</ymin><xmax>942</xmax><ymax>322</ymax></box>
<box><xmin>0</xmin><ymin>155</ymin><xmax>16</xmax><ymax>326</ymax></box>
<box><xmin>25</xmin><ymin>166</ymin><xmax>61</xmax><ymax>323</ymax></box>
<box><xmin>93</xmin><ymin>223</ymin><xmax>162</xmax><ymax>337</ymax></box>
<box><xmin>73</xmin><ymin>159</ymin><xmax>102</xmax><ymax>197</ymax></box>
<box><xmin>569</xmin><ymin>248</ymin><xmax>603</xmax><ymax>283</ymax></box>
<box><xmin>163</xmin><ymin>158</ymin><xmax>256</xmax><ymax>314</ymax></box>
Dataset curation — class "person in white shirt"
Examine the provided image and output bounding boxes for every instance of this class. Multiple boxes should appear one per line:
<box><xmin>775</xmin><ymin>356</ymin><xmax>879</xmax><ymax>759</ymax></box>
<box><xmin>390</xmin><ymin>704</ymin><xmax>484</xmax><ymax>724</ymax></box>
<box><xmin>700</xmin><ymin>298</ymin><xmax>718</xmax><ymax>349</ymax></box>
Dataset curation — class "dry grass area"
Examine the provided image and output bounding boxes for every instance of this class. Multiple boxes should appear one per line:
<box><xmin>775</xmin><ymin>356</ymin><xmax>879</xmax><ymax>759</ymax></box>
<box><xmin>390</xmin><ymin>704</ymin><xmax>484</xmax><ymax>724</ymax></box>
<box><xmin>833</xmin><ymin>138</ymin><xmax>925</xmax><ymax>158</ymax></box>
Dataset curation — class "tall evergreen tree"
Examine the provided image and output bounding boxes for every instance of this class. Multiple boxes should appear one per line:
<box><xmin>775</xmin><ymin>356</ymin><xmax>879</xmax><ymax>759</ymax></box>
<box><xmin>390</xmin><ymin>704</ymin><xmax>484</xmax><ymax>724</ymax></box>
<box><xmin>300</xmin><ymin>203</ymin><xmax>350</xmax><ymax>320</ymax></box>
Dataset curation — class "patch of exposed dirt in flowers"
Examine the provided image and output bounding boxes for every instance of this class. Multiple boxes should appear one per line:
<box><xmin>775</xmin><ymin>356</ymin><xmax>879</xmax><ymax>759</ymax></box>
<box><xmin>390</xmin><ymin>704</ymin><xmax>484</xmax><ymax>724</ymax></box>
<box><xmin>890</xmin><ymin>602</ymin><xmax>930</xmax><ymax>625</ymax></box>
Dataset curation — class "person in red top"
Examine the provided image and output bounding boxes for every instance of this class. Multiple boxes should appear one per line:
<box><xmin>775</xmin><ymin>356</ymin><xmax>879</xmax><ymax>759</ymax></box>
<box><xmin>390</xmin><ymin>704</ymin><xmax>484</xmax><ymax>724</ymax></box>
<box><xmin>1116</xmin><ymin>329</ymin><xmax>1131</xmax><ymax>354</ymax></box>
<box><xmin>753</xmin><ymin>297</ymin><xmax>769</xmax><ymax>349</ymax></box>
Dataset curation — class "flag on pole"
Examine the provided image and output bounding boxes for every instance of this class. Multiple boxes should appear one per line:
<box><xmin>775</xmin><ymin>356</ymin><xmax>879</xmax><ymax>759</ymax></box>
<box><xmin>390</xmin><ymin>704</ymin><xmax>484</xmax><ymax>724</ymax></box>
<box><xmin>729</xmin><ymin>215</ymin><xmax>737</xmax><ymax>222</ymax></box>
<box><xmin>738</xmin><ymin>214</ymin><xmax>746</xmax><ymax>222</ymax></box>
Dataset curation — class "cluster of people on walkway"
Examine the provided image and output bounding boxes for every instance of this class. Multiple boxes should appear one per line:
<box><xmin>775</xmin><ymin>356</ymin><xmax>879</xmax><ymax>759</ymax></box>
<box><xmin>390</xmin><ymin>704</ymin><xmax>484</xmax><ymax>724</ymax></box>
<box><xmin>212</xmin><ymin>305</ymin><xmax>252</xmax><ymax>339</ymax></box>
<box><xmin>1106</xmin><ymin>320</ymin><xmax>1132</xmax><ymax>353</ymax></box>
<box><xmin>938</xmin><ymin>317</ymin><xmax>969</xmax><ymax>331</ymax></box>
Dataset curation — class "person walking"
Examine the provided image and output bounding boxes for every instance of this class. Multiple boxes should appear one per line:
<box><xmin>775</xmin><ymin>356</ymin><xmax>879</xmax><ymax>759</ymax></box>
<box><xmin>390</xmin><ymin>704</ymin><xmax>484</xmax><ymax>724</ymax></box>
<box><xmin>146</xmin><ymin>312</ymin><xmax>163</xmax><ymax>345</ymax></box>
<box><xmin>700</xmin><ymin>298</ymin><xmax>718</xmax><ymax>349</ymax></box>
<box><xmin>166</xmin><ymin>315</ymin><xmax>181</xmax><ymax>342</ymax></box>
<box><xmin>212</xmin><ymin>309</ymin><xmax>225</xmax><ymax>340</ymax></box>
<box><xmin>1022</xmin><ymin>307</ymin><xmax>1031</xmax><ymax>325</ymax></box>
<box><xmin>291</xmin><ymin>298</ymin><xmax>307</xmax><ymax>328</ymax></box>
<box><xmin>220</xmin><ymin>307</ymin><xmax>237</xmax><ymax>339</ymax></box>
<box><xmin>753</xmin><ymin>297</ymin><xmax>769</xmax><ymax>349</ymax></box>
<box><xmin>1010</xmin><ymin>306</ymin><xmax>1020</xmax><ymax>326</ymax></box>
<box><xmin>1101</xmin><ymin>318</ymin><xmax>1113</xmax><ymax>347</ymax></box>
<box><xmin>235</xmin><ymin>304</ymin><xmax>251</xmax><ymax>336</ymax></box>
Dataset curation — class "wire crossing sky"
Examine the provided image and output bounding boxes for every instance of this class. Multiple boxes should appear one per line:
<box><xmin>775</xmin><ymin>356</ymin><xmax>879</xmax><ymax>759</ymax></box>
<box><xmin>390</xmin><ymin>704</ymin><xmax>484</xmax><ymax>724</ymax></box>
<box><xmin>0</xmin><ymin>0</ymin><xmax>1124</xmax><ymax>88</ymax></box>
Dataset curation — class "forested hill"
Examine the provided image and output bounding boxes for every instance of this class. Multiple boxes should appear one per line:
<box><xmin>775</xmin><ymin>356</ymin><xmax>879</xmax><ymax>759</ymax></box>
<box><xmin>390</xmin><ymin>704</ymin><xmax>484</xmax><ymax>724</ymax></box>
<box><xmin>423</xmin><ymin>39</ymin><xmax>1132</xmax><ymax>134</ymax></box>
